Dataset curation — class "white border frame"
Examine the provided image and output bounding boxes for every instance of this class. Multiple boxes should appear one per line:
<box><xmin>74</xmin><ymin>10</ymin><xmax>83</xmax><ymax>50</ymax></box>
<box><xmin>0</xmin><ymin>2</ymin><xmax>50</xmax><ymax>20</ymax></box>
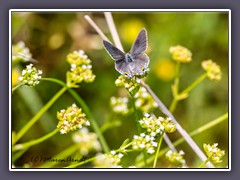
<box><xmin>9</xmin><ymin>9</ymin><xmax>231</xmax><ymax>171</ymax></box>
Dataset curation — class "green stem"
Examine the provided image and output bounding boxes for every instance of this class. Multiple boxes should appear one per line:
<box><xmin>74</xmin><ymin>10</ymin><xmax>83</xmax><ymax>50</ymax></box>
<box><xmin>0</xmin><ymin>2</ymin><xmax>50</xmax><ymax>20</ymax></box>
<box><xmin>181</xmin><ymin>73</ymin><xmax>207</xmax><ymax>95</ymax></box>
<box><xmin>13</xmin><ymin>86</ymin><xmax>67</xmax><ymax>145</ymax></box>
<box><xmin>169</xmin><ymin>73</ymin><xmax>207</xmax><ymax>113</ymax></box>
<box><xmin>169</xmin><ymin>99</ymin><xmax>178</xmax><ymax>113</ymax></box>
<box><xmin>13</xmin><ymin>129</ymin><xmax>59</xmax><ymax>152</ymax></box>
<box><xmin>12</xmin><ymin>83</ymin><xmax>24</xmax><ymax>93</ymax></box>
<box><xmin>175</xmin><ymin>62</ymin><xmax>181</xmax><ymax>89</ymax></box>
<box><xmin>153</xmin><ymin>133</ymin><xmax>164</xmax><ymax>168</ymax></box>
<box><xmin>12</xmin><ymin>148</ymin><xmax>28</xmax><ymax>163</ymax></box>
<box><xmin>41</xmin><ymin>78</ymin><xmax>110</xmax><ymax>153</ymax></box>
<box><xmin>116</xmin><ymin>142</ymin><xmax>133</xmax><ymax>152</ymax></box>
<box><xmin>131</xmin><ymin>96</ymin><xmax>141</xmax><ymax>134</ymax></box>
<box><xmin>136</xmin><ymin>112</ymin><xmax>228</xmax><ymax>167</ymax></box>
<box><xmin>199</xmin><ymin>158</ymin><xmax>210</xmax><ymax>168</ymax></box>
<box><xmin>169</xmin><ymin>62</ymin><xmax>180</xmax><ymax>113</ymax></box>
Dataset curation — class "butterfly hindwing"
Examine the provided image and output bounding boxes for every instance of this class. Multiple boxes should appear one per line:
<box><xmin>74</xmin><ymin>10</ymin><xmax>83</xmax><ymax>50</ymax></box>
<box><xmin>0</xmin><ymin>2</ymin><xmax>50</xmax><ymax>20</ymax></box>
<box><xmin>103</xmin><ymin>40</ymin><xmax>125</xmax><ymax>61</ymax></box>
<box><xmin>115</xmin><ymin>59</ymin><xmax>133</xmax><ymax>77</ymax></box>
<box><xmin>129</xmin><ymin>53</ymin><xmax>149</xmax><ymax>75</ymax></box>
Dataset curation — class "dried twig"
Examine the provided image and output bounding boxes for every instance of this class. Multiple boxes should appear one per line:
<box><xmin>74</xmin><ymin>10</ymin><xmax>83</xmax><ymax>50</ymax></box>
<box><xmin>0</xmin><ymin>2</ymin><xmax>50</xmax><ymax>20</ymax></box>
<box><xmin>84</xmin><ymin>15</ymin><xmax>110</xmax><ymax>42</ymax></box>
<box><xmin>104</xmin><ymin>12</ymin><xmax>124</xmax><ymax>52</ymax></box>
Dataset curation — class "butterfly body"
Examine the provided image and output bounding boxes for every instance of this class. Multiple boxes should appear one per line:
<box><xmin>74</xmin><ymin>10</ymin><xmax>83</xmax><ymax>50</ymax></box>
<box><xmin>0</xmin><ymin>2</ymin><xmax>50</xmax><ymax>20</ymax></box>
<box><xmin>125</xmin><ymin>53</ymin><xmax>134</xmax><ymax>63</ymax></box>
<box><xmin>103</xmin><ymin>28</ymin><xmax>149</xmax><ymax>78</ymax></box>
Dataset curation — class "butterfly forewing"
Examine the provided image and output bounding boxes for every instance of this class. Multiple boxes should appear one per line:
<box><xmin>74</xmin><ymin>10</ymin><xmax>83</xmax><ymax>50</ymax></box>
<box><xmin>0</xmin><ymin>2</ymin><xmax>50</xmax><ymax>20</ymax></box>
<box><xmin>103</xmin><ymin>40</ymin><xmax>125</xmax><ymax>61</ymax></box>
<box><xmin>130</xmin><ymin>28</ymin><xmax>148</xmax><ymax>58</ymax></box>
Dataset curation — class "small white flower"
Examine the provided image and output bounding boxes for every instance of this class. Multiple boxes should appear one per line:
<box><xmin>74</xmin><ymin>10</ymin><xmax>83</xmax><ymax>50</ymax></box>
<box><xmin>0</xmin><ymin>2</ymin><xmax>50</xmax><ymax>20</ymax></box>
<box><xmin>85</xmin><ymin>121</ymin><xmax>90</xmax><ymax>126</ymax></box>
<box><xmin>22</xmin><ymin>70</ymin><xmax>26</xmax><ymax>75</ymax></box>
<box><xmin>118</xmin><ymin>153</ymin><xmax>124</xmax><ymax>158</ymax></box>
<box><xmin>139</xmin><ymin>143</ymin><xmax>145</xmax><ymax>148</ymax></box>
<box><xmin>152</xmin><ymin>142</ymin><xmax>158</xmax><ymax>147</ymax></box>
<box><xmin>71</xmin><ymin>64</ymin><xmax>77</xmax><ymax>69</ymax></box>
<box><xmin>63</xmin><ymin>120</ymin><xmax>68</xmax><ymax>125</ymax></box>
<box><xmin>147</xmin><ymin>148</ymin><xmax>155</xmax><ymax>154</ymax></box>
<box><xmin>110</xmin><ymin>150</ymin><xmax>116</xmax><ymax>155</ymax></box>
<box><xmin>60</xmin><ymin>129</ymin><xmax>66</xmax><ymax>134</ymax></box>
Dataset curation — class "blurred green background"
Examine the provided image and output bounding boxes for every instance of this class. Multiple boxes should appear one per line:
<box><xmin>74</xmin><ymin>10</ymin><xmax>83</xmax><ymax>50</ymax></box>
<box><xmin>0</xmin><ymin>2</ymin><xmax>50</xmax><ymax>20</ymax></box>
<box><xmin>12</xmin><ymin>11</ymin><xmax>229</xmax><ymax>168</ymax></box>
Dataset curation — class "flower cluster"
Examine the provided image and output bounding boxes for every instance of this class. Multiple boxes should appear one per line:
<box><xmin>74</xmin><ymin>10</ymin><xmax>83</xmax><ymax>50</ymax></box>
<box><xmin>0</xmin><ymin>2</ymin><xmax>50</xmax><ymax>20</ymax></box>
<box><xmin>201</xmin><ymin>59</ymin><xmax>222</xmax><ymax>81</ymax></box>
<box><xmin>132</xmin><ymin>133</ymin><xmax>158</xmax><ymax>154</ymax></box>
<box><xmin>56</xmin><ymin>104</ymin><xmax>90</xmax><ymax>134</ymax></box>
<box><xmin>110</xmin><ymin>96</ymin><xmax>129</xmax><ymax>115</ymax></box>
<box><xmin>18</xmin><ymin>64</ymin><xmax>42</xmax><ymax>87</ymax></box>
<box><xmin>139</xmin><ymin>113</ymin><xmax>176</xmax><ymax>137</ymax></box>
<box><xmin>160</xmin><ymin>116</ymin><xmax>176</xmax><ymax>133</ymax></box>
<box><xmin>66</xmin><ymin>50</ymin><xmax>96</xmax><ymax>88</ymax></box>
<box><xmin>115</xmin><ymin>75</ymin><xmax>140</xmax><ymax>96</ymax></box>
<box><xmin>165</xmin><ymin>150</ymin><xmax>186</xmax><ymax>167</ymax></box>
<box><xmin>203</xmin><ymin>143</ymin><xmax>225</xmax><ymax>163</ymax></box>
<box><xmin>72</xmin><ymin>127</ymin><xmax>102</xmax><ymax>155</ymax></box>
<box><xmin>169</xmin><ymin>45</ymin><xmax>192</xmax><ymax>63</ymax></box>
<box><xmin>12</xmin><ymin>41</ymin><xmax>32</xmax><ymax>63</ymax></box>
<box><xmin>93</xmin><ymin>151</ymin><xmax>124</xmax><ymax>168</ymax></box>
<box><xmin>134</xmin><ymin>87</ymin><xmax>158</xmax><ymax>113</ymax></box>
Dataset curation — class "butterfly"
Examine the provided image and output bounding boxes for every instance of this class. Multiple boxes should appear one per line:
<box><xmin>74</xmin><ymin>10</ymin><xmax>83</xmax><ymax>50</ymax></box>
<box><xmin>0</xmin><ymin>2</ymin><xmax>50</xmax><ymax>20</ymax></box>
<box><xmin>103</xmin><ymin>28</ymin><xmax>149</xmax><ymax>78</ymax></box>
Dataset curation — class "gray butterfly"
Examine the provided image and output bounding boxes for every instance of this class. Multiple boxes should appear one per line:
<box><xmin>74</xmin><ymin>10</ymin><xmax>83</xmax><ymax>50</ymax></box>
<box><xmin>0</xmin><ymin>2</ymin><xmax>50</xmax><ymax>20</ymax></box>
<box><xmin>103</xmin><ymin>28</ymin><xmax>149</xmax><ymax>78</ymax></box>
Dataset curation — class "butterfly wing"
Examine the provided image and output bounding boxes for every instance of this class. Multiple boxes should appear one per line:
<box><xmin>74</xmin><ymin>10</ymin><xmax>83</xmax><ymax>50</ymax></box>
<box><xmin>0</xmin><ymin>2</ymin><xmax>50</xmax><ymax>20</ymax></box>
<box><xmin>115</xmin><ymin>59</ymin><xmax>133</xmax><ymax>77</ymax></box>
<box><xmin>103</xmin><ymin>40</ymin><xmax>125</xmax><ymax>61</ymax></box>
<box><xmin>130</xmin><ymin>28</ymin><xmax>148</xmax><ymax>58</ymax></box>
<box><xmin>128</xmin><ymin>53</ymin><xmax>149</xmax><ymax>75</ymax></box>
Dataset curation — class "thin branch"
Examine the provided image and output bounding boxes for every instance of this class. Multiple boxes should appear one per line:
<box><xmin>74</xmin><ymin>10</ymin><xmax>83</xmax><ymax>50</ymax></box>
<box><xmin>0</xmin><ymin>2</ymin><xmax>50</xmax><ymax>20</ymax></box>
<box><xmin>140</xmin><ymin>80</ymin><xmax>214</xmax><ymax>168</ymax></box>
<box><xmin>104</xmin><ymin>12</ymin><xmax>124</xmax><ymax>52</ymax></box>
<box><xmin>84</xmin><ymin>15</ymin><xmax>110</xmax><ymax>42</ymax></box>
<box><xmin>163</xmin><ymin>134</ymin><xmax>177</xmax><ymax>152</ymax></box>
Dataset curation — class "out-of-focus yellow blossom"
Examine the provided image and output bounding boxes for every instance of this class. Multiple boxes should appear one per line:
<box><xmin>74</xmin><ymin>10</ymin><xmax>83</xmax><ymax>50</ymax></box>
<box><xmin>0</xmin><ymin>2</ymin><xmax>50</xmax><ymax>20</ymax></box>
<box><xmin>201</xmin><ymin>59</ymin><xmax>222</xmax><ymax>81</ymax></box>
<box><xmin>110</xmin><ymin>96</ymin><xmax>129</xmax><ymax>115</ymax></box>
<box><xmin>166</xmin><ymin>150</ymin><xmax>186</xmax><ymax>167</ymax></box>
<box><xmin>72</xmin><ymin>127</ymin><xmax>102</xmax><ymax>155</ymax></box>
<box><xmin>48</xmin><ymin>33</ymin><xmax>65</xmax><ymax>49</ymax></box>
<box><xmin>169</xmin><ymin>45</ymin><xmax>192</xmax><ymax>63</ymax></box>
<box><xmin>12</xmin><ymin>68</ymin><xmax>21</xmax><ymax>86</ymax></box>
<box><xmin>120</xmin><ymin>20</ymin><xmax>145</xmax><ymax>44</ymax></box>
<box><xmin>93</xmin><ymin>151</ymin><xmax>124</xmax><ymax>168</ymax></box>
<box><xmin>154</xmin><ymin>59</ymin><xmax>176</xmax><ymax>81</ymax></box>
<box><xmin>134</xmin><ymin>87</ymin><xmax>158</xmax><ymax>113</ymax></box>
